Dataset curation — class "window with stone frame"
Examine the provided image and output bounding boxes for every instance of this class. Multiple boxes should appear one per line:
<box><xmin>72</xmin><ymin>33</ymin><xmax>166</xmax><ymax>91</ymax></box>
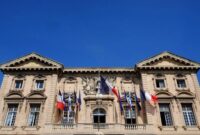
<box><xmin>154</xmin><ymin>74</ymin><xmax>167</xmax><ymax>90</ymax></box>
<box><xmin>27</xmin><ymin>104</ymin><xmax>41</xmax><ymax>126</ymax></box>
<box><xmin>35</xmin><ymin>80</ymin><xmax>44</xmax><ymax>90</ymax></box>
<box><xmin>124</xmin><ymin>106</ymin><xmax>136</xmax><ymax>124</ymax></box>
<box><xmin>14</xmin><ymin>80</ymin><xmax>23</xmax><ymax>90</ymax></box>
<box><xmin>159</xmin><ymin>103</ymin><xmax>173</xmax><ymax>126</ymax></box>
<box><xmin>156</xmin><ymin>79</ymin><xmax>166</xmax><ymax>89</ymax></box>
<box><xmin>4</xmin><ymin>104</ymin><xmax>18</xmax><ymax>126</ymax></box>
<box><xmin>181</xmin><ymin>103</ymin><xmax>196</xmax><ymax>126</ymax></box>
<box><xmin>62</xmin><ymin>109</ymin><xmax>75</xmax><ymax>124</ymax></box>
<box><xmin>175</xmin><ymin>74</ymin><xmax>187</xmax><ymax>90</ymax></box>
<box><xmin>176</xmin><ymin>79</ymin><xmax>187</xmax><ymax>88</ymax></box>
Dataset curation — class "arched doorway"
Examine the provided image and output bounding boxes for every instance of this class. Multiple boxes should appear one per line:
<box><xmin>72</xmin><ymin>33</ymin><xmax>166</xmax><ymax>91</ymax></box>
<box><xmin>93</xmin><ymin>108</ymin><xmax>106</xmax><ymax>124</ymax></box>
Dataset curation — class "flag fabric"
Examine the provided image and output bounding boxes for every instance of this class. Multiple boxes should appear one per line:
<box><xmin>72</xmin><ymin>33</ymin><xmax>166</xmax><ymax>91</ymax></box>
<box><xmin>100</xmin><ymin>76</ymin><xmax>119</xmax><ymax>98</ymax></box>
<box><xmin>135</xmin><ymin>94</ymin><xmax>141</xmax><ymax>111</ymax></box>
<box><xmin>151</xmin><ymin>95</ymin><xmax>158</xmax><ymax>103</ymax></box>
<box><xmin>126</xmin><ymin>92</ymin><xmax>133</xmax><ymax>110</ymax></box>
<box><xmin>118</xmin><ymin>90</ymin><xmax>123</xmax><ymax>113</ymax></box>
<box><xmin>74</xmin><ymin>90</ymin><xmax>77</xmax><ymax>104</ymax></box>
<box><xmin>140</xmin><ymin>90</ymin><xmax>146</xmax><ymax>102</ymax></box>
<box><xmin>68</xmin><ymin>95</ymin><xmax>72</xmax><ymax>112</ymax></box>
<box><xmin>77</xmin><ymin>91</ymin><xmax>82</xmax><ymax>111</ymax></box>
<box><xmin>56</xmin><ymin>90</ymin><xmax>65</xmax><ymax>111</ymax></box>
<box><xmin>123</xmin><ymin>89</ymin><xmax>130</xmax><ymax>109</ymax></box>
<box><xmin>140</xmin><ymin>90</ymin><xmax>158</xmax><ymax>103</ymax></box>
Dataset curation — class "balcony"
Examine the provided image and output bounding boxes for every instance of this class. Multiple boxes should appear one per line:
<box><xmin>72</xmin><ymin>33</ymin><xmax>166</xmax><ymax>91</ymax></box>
<box><xmin>45</xmin><ymin>123</ymin><xmax>153</xmax><ymax>134</ymax></box>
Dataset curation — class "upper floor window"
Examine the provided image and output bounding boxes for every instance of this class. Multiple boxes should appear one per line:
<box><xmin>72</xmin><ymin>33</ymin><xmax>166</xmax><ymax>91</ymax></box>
<box><xmin>154</xmin><ymin>74</ymin><xmax>167</xmax><ymax>90</ymax></box>
<box><xmin>28</xmin><ymin>104</ymin><xmax>40</xmax><ymax>126</ymax></box>
<box><xmin>156</xmin><ymin>79</ymin><xmax>166</xmax><ymax>89</ymax></box>
<box><xmin>182</xmin><ymin>103</ymin><xmax>196</xmax><ymax>126</ymax></box>
<box><xmin>159</xmin><ymin>103</ymin><xmax>173</xmax><ymax>126</ymax></box>
<box><xmin>14</xmin><ymin>80</ymin><xmax>23</xmax><ymax>90</ymax></box>
<box><xmin>4</xmin><ymin>104</ymin><xmax>18</xmax><ymax>126</ymax></box>
<box><xmin>124</xmin><ymin>106</ymin><xmax>136</xmax><ymax>124</ymax></box>
<box><xmin>175</xmin><ymin>74</ymin><xmax>188</xmax><ymax>90</ymax></box>
<box><xmin>35</xmin><ymin>80</ymin><xmax>44</xmax><ymax>90</ymax></box>
<box><xmin>177</xmin><ymin>79</ymin><xmax>186</xmax><ymax>88</ymax></box>
<box><xmin>62</xmin><ymin>110</ymin><xmax>75</xmax><ymax>124</ymax></box>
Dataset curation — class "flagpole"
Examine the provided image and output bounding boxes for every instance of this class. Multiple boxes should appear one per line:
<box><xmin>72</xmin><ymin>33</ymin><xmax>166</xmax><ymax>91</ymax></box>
<box><xmin>95</xmin><ymin>70</ymin><xmax>101</xmax><ymax>131</ymax></box>
<box><xmin>132</xmin><ymin>80</ymin><xmax>137</xmax><ymax>124</ymax></box>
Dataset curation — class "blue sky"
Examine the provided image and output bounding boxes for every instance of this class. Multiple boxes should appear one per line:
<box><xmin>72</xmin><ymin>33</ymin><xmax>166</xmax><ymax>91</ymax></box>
<box><xmin>0</xmin><ymin>0</ymin><xmax>200</xmax><ymax>82</ymax></box>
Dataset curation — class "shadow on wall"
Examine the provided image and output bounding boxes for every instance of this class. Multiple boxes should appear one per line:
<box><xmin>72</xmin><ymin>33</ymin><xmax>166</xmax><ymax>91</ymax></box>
<box><xmin>0</xmin><ymin>72</ymin><xmax>3</xmax><ymax>89</ymax></box>
<box><xmin>198</xmin><ymin>72</ymin><xmax>200</xmax><ymax>86</ymax></box>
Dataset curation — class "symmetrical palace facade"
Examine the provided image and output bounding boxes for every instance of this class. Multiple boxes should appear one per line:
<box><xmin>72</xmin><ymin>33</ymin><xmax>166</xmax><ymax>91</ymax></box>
<box><xmin>0</xmin><ymin>51</ymin><xmax>200</xmax><ymax>135</ymax></box>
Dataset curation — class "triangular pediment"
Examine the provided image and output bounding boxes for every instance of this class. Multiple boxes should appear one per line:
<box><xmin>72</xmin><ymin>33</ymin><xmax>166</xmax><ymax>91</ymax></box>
<box><xmin>136</xmin><ymin>51</ymin><xmax>200</xmax><ymax>69</ymax></box>
<box><xmin>0</xmin><ymin>52</ymin><xmax>63</xmax><ymax>70</ymax></box>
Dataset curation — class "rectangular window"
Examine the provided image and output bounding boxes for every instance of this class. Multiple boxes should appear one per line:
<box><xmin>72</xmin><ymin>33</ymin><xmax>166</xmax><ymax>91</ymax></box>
<box><xmin>124</xmin><ymin>106</ymin><xmax>136</xmax><ymax>124</ymax></box>
<box><xmin>177</xmin><ymin>79</ymin><xmax>186</xmax><ymax>88</ymax></box>
<box><xmin>15</xmin><ymin>80</ymin><xmax>23</xmax><ymax>89</ymax></box>
<box><xmin>28</xmin><ymin>104</ymin><xmax>40</xmax><ymax>126</ymax></box>
<box><xmin>159</xmin><ymin>103</ymin><xmax>173</xmax><ymax>126</ymax></box>
<box><xmin>35</xmin><ymin>80</ymin><xmax>44</xmax><ymax>90</ymax></box>
<box><xmin>182</xmin><ymin>104</ymin><xmax>196</xmax><ymax>126</ymax></box>
<box><xmin>4</xmin><ymin>104</ymin><xmax>18</xmax><ymax>126</ymax></box>
<box><xmin>62</xmin><ymin>110</ymin><xmax>75</xmax><ymax>124</ymax></box>
<box><xmin>156</xmin><ymin>79</ymin><xmax>165</xmax><ymax>89</ymax></box>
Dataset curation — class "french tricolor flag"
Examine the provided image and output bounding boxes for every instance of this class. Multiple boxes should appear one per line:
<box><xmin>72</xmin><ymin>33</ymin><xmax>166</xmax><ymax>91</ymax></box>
<box><xmin>141</xmin><ymin>90</ymin><xmax>158</xmax><ymax>103</ymax></box>
<box><xmin>100</xmin><ymin>76</ymin><xmax>119</xmax><ymax>98</ymax></box>
<box><xmin>56</xmin><ymin>90</ymin><xmax>65</xmax><ymax>111</ymax></box>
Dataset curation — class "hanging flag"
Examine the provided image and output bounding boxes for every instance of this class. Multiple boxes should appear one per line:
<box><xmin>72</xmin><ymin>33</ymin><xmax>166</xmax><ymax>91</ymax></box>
<box><xmin>126</xmin><ymin>92</ymin><xmax>133</xmax><ymax>110</ymax></box>
<box><xmin>118</xmin><ymin>90</ymin><xmax>123</xmax><ymax>113</ymax></box>
<box><xmin>74</xmin><ymin>90</ymin><xmax>77</xmax><ymax>104</ymax></box>
<box><xmin>140</xmin><ymin>90</ymin><xmax>146</xmax><ymax>102</ymax></box>
<box><xmin>123</xmin><ymin>89</ymin><xmax>130</xmax><ymax>109</ymax></box>
<box><xmin>151</xmin><ymin>95</ymin><xmax>158</xmax><ymax>103</ymax></box>
<box><xmin>56</xmin><ymin>90</ymin><xmax>65</xmax><ymax>111</ymax></box>
<box><xmin>135</xmin><ymin>94</ymin><xmax>141</xmax><ymax>111</ymax></box>
<box><xmin>141</xmin><ymin>90</ymin><xmax>158</xmax><ymax>103</ymax></box>
<box><xmin>100</xmin><ymin>76</ymin><xmax>118</xmax><ymax>98</ymax></box>
<box><xmin>78</xmin><ymin>91</ymin><xmax>82</xmax><ymax>111</ymax></box>
<box><xmin>68</xmin><ymin>95</ymin><xmax>72</xmax><ymax>112</ymax></box>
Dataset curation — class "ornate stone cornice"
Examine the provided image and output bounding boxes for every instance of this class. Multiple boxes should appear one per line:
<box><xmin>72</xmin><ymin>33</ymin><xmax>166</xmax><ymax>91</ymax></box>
<box><xmin>137</xmin><ymin>66</ymin><xmax>200</xmax><ymax>70</ymax></box>
<box><xmin>63</xmin><ymin>68</ymin><xmax>135</xmax><ymax>73</ymax></box>
<box><xmin>136</xmin><ymin>51</ymin><xmax>200</xmax><ymax>70</ymax></box>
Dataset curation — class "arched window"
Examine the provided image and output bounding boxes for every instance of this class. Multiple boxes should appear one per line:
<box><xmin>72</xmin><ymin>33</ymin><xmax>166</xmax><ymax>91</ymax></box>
<box><xmin>93</xmin><ymin>108</ymin><xmax>106</xmax><ymax>124</ymax></box>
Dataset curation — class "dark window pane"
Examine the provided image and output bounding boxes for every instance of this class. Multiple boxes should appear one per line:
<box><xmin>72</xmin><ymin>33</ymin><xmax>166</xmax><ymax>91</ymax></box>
<box><xmin>177</xmin><ymin>79</ymin><xmax>186</xmax><ymax>88</ymax></box>
<box><xmin>159</xmin><ymin>104</ymin><xmax>173</xmax><ymax>126</ymax></box>
<box><xmin>15</xmin><ymin>80</ymin><xmax>23</xmax><ymax>89</ymax></box>
<box><xmin>182</xmin><ymin>104</ymin><xmax>196</xmax><ymax>126</ymax></box>
<box><xmin>156</xmin><ymin>79</ymin><xmax>165</xmax><ymax>88</ymax></box>
<box><xmin>5</xmin><ymin>104</ymin><xmax>18</xmax><ymax>126</ymax></box>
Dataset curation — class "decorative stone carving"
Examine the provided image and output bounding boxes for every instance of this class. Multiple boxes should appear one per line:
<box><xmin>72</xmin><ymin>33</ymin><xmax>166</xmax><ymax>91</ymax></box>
<box><xmin>82</xmin><ymin>76</ymin><xmax>117</xmax><ymax>95</ymax></box>
<box><xmin>82</xmin><ymin>76</ymin><xmax>98</xmax><ymax>95</ymax></box>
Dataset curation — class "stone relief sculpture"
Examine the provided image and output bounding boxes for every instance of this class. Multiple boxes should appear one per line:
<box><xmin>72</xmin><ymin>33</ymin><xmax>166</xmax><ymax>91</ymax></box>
<box><xmin>82</xmin><ymin>76</ymin><xmax>98</xmax><ymax>95</ymax></box>
<box><xmin>82</xmin><ymin>76</ymin><xmax>117</xmax><ymax>95</ymax></box>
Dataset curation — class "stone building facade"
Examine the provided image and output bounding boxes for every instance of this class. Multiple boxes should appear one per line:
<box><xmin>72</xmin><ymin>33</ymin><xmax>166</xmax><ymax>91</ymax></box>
<box><xmin>0</xmin><ymin>51</ymin><xmax>200</xmax><ymax>135</ymax></box>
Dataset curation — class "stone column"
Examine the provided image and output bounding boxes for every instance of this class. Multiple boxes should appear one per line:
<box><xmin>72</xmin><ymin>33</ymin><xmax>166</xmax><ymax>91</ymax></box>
<box><xmin>45</xmin><ymin>74</ymin><xmax>58</xmax><ymax>124</ymax></box>
<box><xmin>0</xmin><ymin>74</ymin><xmax>10</xmax><ymax>125</ymax></box>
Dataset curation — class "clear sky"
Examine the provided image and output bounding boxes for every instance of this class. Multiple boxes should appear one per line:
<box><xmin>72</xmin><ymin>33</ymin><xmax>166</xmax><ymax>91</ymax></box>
<box><xmin>0</xmin><ymin>0</ymin><xmax>200</xmax><ymax>82</ymax></box>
